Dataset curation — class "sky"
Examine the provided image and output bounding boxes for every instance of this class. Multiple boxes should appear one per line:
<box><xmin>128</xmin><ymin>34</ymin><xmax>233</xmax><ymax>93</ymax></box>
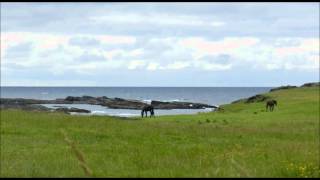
<box><xmin>1</xmin><ymin>2</ymin><xmax>319</xmax><ymax>87</ymax></box>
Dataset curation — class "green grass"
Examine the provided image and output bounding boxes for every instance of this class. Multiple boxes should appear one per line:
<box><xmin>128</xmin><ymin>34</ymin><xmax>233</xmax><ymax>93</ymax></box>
<box><xmin>1</xmin><ymin>86</ymin><xmax>319</xmax><ymax>177</ymax></box>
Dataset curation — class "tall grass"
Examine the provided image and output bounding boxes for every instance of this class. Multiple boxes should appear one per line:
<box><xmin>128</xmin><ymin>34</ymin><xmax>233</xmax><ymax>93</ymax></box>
<box><xmin>0</xmin><ymin>86</ymin><xmax>319</xmax><ymax>177</ymax></box>
<box><xmin>60</xmin><ymin>129</ymin><xmax>93</xmax><ymax>177</ymax></box>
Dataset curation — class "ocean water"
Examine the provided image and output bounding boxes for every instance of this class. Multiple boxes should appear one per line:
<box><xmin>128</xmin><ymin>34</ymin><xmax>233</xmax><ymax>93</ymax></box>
<box><xmin>1</xmin><ymin>87</ymin><xmax>272</xmax><ymax>117</ymax></box>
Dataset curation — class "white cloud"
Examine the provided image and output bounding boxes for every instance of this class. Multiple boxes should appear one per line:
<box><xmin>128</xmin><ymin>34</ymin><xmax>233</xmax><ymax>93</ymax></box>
<box><xmin>146</xmin><ymin>62</ymin><xmax>160</xmax><ymax>71</ymax></box>
<box><xmin>165</xmin><ymin>61</ymin><xmax>191</xmax><ymax>70</ymax></box>
<box><xmin>97</xmin><ymin>35</ymin><xmax>136</xmax><ymax>45</ymax></box>
<box><xmin>102</xmin><ymin>49</ymin><xmax>125</xmax><ymax>60</ymax></box>
<box><xmin>274</xmin><ymin>38</ymin><xmax>319</xmax><ymax>57</ymax></box>
<box><xmin>129</xmin><ymin>48</ymin><xmax>144</xmax><ymax>57</ymax></box>
<box><xmin>193</xmin><ymin>61</ymin><xmax>232</xmax><ymax>71</ymax></box>
<box><xmin>264</xmin><ymin>63</ymin><xmax>281</xmax><ymax>70</ymax></box>
<box><xmin>100</xmin><ymin>48</ymin><xmax>144</xmax><ymax>60</ymax></box>
<box><xmin>1</xmin><ymin>31</ymin><xmax>319</xmax><ymax>77</ymax></box>
<box><xmin>90</xmin><ymin>13</ymin><xmax>225</xmax><ymax>27</ymax></box>
<box><xmin>1</xmin><ymin>32</ymin><xmax>136</xmax><ymax>56</ymax></box>
<box><xmin>0</xmin><ymin>32</ymin><xmax>138</xmax><ymax>70</ymax></box>
<box><xmin>1</xmin><ymin>3</ymin><xmax>318</xmax><ymax>86</ymax></box>
<box><xmin>179</xmin><ymin>37</ymin><xmax>260</xmax><ymax>59</ymax></box>
<box><xmin>1</xmin><ymin>32</ymin><xmax>70</xmax><ymax>51</ymax></box>
<box><xmin>127</xmin><ymin>60</ymin><xmax>146</xmax><ymax>70</ymax></box>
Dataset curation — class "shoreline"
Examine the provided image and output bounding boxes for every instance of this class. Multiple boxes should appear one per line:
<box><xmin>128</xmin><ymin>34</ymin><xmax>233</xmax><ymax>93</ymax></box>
<box><xmin>1</xmin><ymin>82</ymin><xmax>318</xmax><ymax>116</ymax></box>
<box><xmin>0</xmin><ymin>95</ymin><xmax>217</xmax><ymax>116</ymax></box>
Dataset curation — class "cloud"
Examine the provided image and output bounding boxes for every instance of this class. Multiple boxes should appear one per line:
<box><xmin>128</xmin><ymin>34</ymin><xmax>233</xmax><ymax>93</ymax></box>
<box><xmin>2</xmin><ymin>3</ymin><xmax>318</xmax><ymax>38</ymax></box>
<box><xmin>146</xmin><ymin>62</ymin><xmax>160</xmax><ymax>71</ymax></box>
<box><xmin>38</xmin><ymin>35</ymin><xmax>69</xmax><ymax>50</ymax></box>
<box><xmin>274</xmin><ymin>38</ymin><xmax>319</xmax><ymax>57</ymax></box>
<box><xmin>179</xmin><ymin>37</ymin><xmax>260</xmax><ymax>58</ymax></box>
<box><xmin>193</xmin><ymin>60</ymin><xmax>232</xmax><ymax>71</ymax></box>
<box><xmin>97</xmin><ymin>35</ymin><xmax>136</xmax><ymax>45</ymax></box>
<box><xmin>198</xmin><ymin>54</ymin><xmax>231</xmax><ymax>65</ymax></box>
<box><xmin>1</xmin><ymin>29</ymin><xmax>319</xmax><ymax>87</ymax></box>
<box><xmin>1</xmin><ymin>3</ymin><xmax>319</xmax><ymax>86</ymax></box>
<box><xmin>99</xmin><ymin>48</ymin><xmax>143</xmax><ymax>60</ymax></box>
<box><xmin>127</xmin><ymin>60</ymin><xmax>146</xmax><ymax>70</ymax></box>
<box><xmin>101</xmin><ymin>49</ymin><xmax>125</xmax><ymax>60</ymax></box>
<box><xmin>74</xmin><ymin>52</ymin><xmax>107</xmax><ymax>62</ymax></box>
<box><xmin>1</xmin><ymin>32</ymin><xmax>136</xmax><ymax>53</ymax></box>
<box><xmin>69</xmin><ymin>36</ymin><xmax>101</xmax><ymax>47</ymax></box>
<box><xmin>1</xmin><ymin>32</ymin><xmax>70</xmax><ymax>54</ymax></box>
<box><xmin>89</xmin><ymin>13</ymin><xmax>225</xmax><ymax>28</ymax></box>
<box><xmin>165</xmin><ymin>61</ymin><xmax>191</xmax><ymax>70</ymax></box>
<box><xmin>4</xmin><ymin>42</ymin><xmax>33</xmax><ymax>59</ymax></box>
<box><xmin>2</xmin><ymin>32</ymin><xmax>318</xmax><ymax>76</ymax></box>
<box><xmin>1</xmin><ymin>32</ymin><xmax>28</xmax><ymax>58</ymax></box>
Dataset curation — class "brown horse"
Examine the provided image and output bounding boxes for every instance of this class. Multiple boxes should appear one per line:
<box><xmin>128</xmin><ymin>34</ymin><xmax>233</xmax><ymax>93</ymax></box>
<box><xmin>141</xmin><ymin>105</ymin><xmax>155</xmax><ymax>118</ymax></box>
<box><xmin>266</xmin><ymin>100</ymin><xmax>277</xmax><ymax>112</ymax></box>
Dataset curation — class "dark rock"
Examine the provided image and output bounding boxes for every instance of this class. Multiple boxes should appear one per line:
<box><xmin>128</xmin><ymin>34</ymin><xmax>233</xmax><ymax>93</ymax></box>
<box><xmin>301</xmin><ymin>82</ymin><xmax>320</xmax><ymax>87</ymax></box>
<box><xmin>114</xmin><ymin>97</ymin><xmax>125</xmax><ymax>101</ymax></box>
<box><xmin>103</xmin><ymin>98</ymin><xmax>148</xmax><ymax>109</ymax></box>
<box><xmin>232</xmin><ymin>94</ymin><xmax>270</xmax><ymax>104</ymax></box>
<box><xmin>0</xmin><ymin>98</ymin><xmax>57</xmax><ymax>105</ymax></box>
<box><xmin>245</xmin><ymin>94</ymin><xmax>270</xmax><ymax>103</ymax></box>
<box><xmin>81</xmin><ymin>96</ymin><xmax>95</xmax><ymax>100</ymax></box>
<box><xmin>269</xmin><ymin>85</ymin><xmax>297</xmax><ymax>92</ymax></box>
<box><xmin>65</xmin><ymin>96</ymin><xmax>81</xmax><ymax>101</ymax></box>
<box><xmin>55</xmin><ymin>107</ymin><xmax>90</xmax><ymax>113</ymax></box>
<box><xmin>0</xmin><ymin>103</ymin><xmax>51</xmax><ymax>112</ymax></box>
<box><xmin>28</xmin><ymin>104</ymin><xmax>52</xmax><ymax>111</ymax></box>
<box><xmin>96</xmin><ymin>96</ymin><xmax>108</xmax><ymax>102</ymax></box>
<box><xmin>151</xmin><ymin>100</ymin><xmax>217</xmax><ymax>109</ymax></box>
<box><xmin>1</xmin><ymin>96</ymin><xmax>217</xmax><ymax>110</ymax></box>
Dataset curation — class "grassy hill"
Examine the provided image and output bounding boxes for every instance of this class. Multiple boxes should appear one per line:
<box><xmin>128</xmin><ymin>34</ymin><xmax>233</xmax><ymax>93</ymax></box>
<box><xmin>0</xmin><ymin>86</ymin><xmax>319</xmax><ymax>177</ymax></box>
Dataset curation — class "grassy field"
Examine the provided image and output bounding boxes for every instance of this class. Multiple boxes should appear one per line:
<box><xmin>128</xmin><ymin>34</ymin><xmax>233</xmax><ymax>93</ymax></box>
<box><xmin>0</xmin><ymin>86</ymin><xmax>319</xmax><ymax>177</ymax></box>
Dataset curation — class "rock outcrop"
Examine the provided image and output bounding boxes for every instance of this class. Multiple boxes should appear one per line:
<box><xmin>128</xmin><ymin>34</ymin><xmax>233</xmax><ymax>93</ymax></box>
<box><xmin>0</xmin><ymin>103</ymin><xmax>52</xmax><ymax>112</ymax></box>
<box><xmin>0</xmin><ymin>103</ymin><xmax>91</xmax><ymax>114</ymax></box>
<box><xmin>151</xmin><ymin>100</ymin><xmax>217</xmax><ymax>109</ymax></box>
<box><xmin>245</xmin><ymin>94</ymin><xmax>270</xmax><ymax>103</ymax></box>
<box><xmin>0</xmin><ymin>96</ymin><xmax>216</xmax><ymax>110</ymax></box>
<box><xmin>269</xmin><ymin>85</ymin><xmax>297</xmax><ymax>92</ymax></box>
<box><xmin>231</xmin><ymin>94</ymin><xmax>270</xmax><ymax>104</ymax></box>
<box><xmin>55</xmin><ymin>107</ymin><xmax>91</xmax><ymax>113</ymax></box>
<box><xmin>301</xmin><ymin>82</ymin><xmax>320</xmax><ymax>87</ymax></box>
<box><xmin>268</xmin><ymin>82</ymin><xmax>320</xmax><ymax>92</ymax></box>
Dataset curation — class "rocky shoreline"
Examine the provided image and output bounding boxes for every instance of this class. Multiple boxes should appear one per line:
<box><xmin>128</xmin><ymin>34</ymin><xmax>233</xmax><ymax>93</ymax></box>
<box><xmin>0</xmin><ymin>96</ymin><xmax>217</xmax><ymax>114</ymax></box>
<box><xmin>2</xmin><ymin>82</ymin><xmax>317</xmax><ymax>114</ymax></box>
<box><xmin>231</xmin><ymin>82</ymin><xmax>319</xmax><ymax>104</ymax></box>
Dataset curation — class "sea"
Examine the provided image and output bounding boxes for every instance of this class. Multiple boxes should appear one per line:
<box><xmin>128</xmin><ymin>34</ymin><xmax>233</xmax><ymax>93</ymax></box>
<box><xmin>0</xmin><ymin>87</ymin><xmax>272</xmax><ymax>117</ymax></box>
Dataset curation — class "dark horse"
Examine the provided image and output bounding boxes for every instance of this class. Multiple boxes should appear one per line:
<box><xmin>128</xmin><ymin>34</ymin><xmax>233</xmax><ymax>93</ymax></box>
<box><xmin>141</xmin><ymin>105</ymin><xmax>155</xmax><ymax>118</ymax></box>
<box><xmin>266</xmin><ymin>100</ymin><xmax>277</xmax><ymax>112</ymax></box>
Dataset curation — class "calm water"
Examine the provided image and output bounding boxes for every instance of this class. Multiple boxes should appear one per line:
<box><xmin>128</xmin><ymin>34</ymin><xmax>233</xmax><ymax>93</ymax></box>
<box><xmin>1</xmin><ymin>87</ymin><xmax>272</xmax><ymax>117</ymax></box>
